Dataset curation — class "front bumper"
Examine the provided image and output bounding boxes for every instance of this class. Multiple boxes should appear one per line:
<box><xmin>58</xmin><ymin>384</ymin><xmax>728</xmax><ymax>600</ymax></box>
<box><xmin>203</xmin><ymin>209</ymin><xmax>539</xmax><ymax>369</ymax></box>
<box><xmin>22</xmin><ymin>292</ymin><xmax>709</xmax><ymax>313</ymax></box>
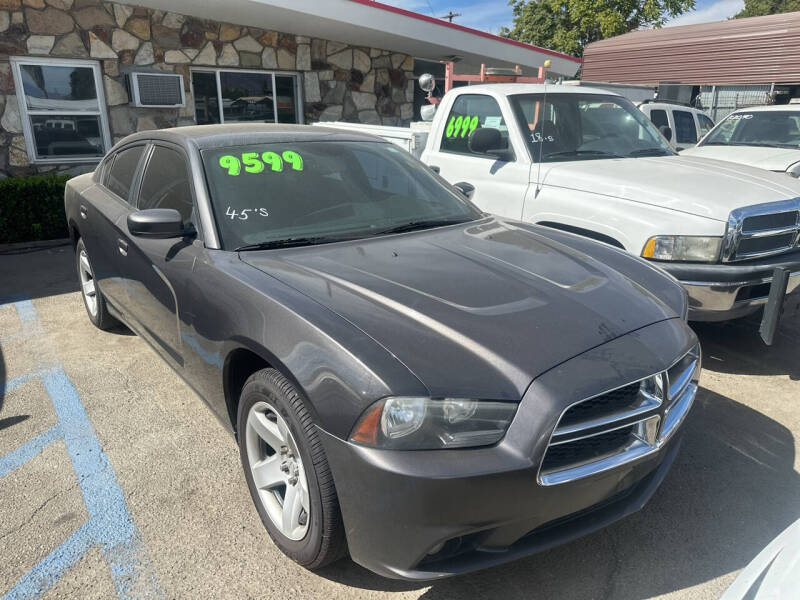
<box><xmin>656</xmin><ymin>250</ymin><xmax>800</xmax><ymax>321</ymax></box>
<box><xmin>320</xmin><ymin>319</ymin><xmax>698</xmax><ymax>580</ymax></box>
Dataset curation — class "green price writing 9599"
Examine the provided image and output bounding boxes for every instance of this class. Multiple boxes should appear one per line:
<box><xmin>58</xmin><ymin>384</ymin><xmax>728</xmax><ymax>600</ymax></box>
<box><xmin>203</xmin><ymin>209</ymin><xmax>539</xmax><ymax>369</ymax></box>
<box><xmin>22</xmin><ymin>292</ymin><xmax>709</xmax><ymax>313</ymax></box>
<box><xmin>219</xmin><ymin>150</ymin><xmax>304</xmax><ymax>176</ymax></box>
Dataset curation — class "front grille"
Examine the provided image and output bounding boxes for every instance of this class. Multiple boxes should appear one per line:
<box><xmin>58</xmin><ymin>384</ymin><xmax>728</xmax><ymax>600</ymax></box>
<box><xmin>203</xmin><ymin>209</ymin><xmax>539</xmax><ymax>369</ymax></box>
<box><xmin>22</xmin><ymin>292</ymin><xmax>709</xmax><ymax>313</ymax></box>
<box><xmin>541</xmin><ymin>426</ymin><xmax>634</xmax><ymax>473</ymax></box>
<box><xmin>539</xmin><ymin>345</ymin><xmax>701</xmax><ymax>486</ymax></box>
<box><xmin>557</xmin><ymin>382</ymin><xmax>640</xmax><ymax>429</ymax></box>
<box><xmin>743</xmin><ymin>212</ymin><xmax>797</xmax><ymax>231</ymax></box>
<box><xmin>725</xmin><ymin>202</ymin><xmax>800</xmax><ymax>262</ymax></box>
<box><xmin>737</xmin><ymin>232</ymin><xmax>796</xmax><ymax>257</ymax></box>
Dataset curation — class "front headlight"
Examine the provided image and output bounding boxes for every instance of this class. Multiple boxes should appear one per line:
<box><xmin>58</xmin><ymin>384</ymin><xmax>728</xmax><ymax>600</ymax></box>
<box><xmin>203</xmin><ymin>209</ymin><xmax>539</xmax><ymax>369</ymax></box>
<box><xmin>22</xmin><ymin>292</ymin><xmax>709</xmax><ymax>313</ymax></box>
<box><xmin>642</xmin><ymin>236</ymin><xmax>722</xmax><ymax>262</ymax></box>
<box><xmin>350</xmin><ymin>397</ymin><xmax>518</xmax><ymax>450</ymax></box>
<box><xmin>787</xmin><ymin>163</ymin><xmax>800</xmax><ymax>178</ymax></box>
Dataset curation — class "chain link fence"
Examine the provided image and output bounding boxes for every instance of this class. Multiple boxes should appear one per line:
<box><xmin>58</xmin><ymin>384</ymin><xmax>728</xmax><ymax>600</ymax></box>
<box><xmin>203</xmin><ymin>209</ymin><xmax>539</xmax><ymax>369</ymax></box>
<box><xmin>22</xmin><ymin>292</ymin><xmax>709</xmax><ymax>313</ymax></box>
<box><xmin>696</xmin><ymin>85</ymin><xmax>774</xmax><ymax>121</ymax></box>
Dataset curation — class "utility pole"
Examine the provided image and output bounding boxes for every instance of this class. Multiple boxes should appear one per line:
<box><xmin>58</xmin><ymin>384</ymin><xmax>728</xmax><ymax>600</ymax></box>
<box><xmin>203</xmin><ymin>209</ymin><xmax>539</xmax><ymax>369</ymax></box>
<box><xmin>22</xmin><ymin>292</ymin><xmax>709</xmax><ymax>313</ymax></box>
<box><xmin>440</xmin><ymin>10</ymin><xmax>461</xmax><ymax>22</ymax></box>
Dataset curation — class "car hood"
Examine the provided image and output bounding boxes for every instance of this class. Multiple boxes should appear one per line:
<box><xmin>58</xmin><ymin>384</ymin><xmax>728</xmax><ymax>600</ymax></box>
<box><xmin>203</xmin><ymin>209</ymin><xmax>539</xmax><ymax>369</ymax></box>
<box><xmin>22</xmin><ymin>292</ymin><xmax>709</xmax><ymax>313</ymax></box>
<box><xmin>681</xmin><ymin>144</ymin><xmax>800</xmax><ymax>172</ymax></box>
<box><xmin>240</xmin><ymin>218</ymin><xmax>680</xmax><ymax>400</ymax></box>
<box><xmin>538</xmin><ymin>155</ymin><xmax>800</xmax><ymax>221</ymax></box>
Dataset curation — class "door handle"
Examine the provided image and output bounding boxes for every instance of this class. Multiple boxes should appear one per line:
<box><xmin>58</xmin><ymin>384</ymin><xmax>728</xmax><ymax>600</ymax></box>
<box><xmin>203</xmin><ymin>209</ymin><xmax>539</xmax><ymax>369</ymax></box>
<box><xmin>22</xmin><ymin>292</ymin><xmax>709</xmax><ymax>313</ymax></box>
<box><xmin>429</xmin><ymin>165</ymin><xmax>441</xmax><ymax>174</ymax></box>
<box><xmin>453</xmin><ymin>181</ymin><xmax>475</xmax><ymax>199</ymax></box>
<box><xmin>118</xmin><ymin>239</ymin><xmax>128</xmax><ymax>257</ymax></box>
<box><xmin>79</xmin><ymin>204</ymin><xmax>88</xmax><ymax>219</ymax></box>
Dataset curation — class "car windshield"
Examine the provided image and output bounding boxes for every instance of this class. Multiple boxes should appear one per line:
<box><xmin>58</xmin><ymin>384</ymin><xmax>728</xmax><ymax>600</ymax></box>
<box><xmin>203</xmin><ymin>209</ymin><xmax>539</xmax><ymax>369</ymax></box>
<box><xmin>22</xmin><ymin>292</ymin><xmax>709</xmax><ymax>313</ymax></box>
<box><xmin>202</xmin><ymin>140</ymin><xmax>482</xmax><ymax>250</ymax></box>
<box><xmin>701</xmin><ymin>110</ymin><xmax>800</xmax><ymax>149</ymax></box>
<box><xmin>509</xmin><ymin>93</ymin><xmax>674</xmax><ymax>162</ymax></box>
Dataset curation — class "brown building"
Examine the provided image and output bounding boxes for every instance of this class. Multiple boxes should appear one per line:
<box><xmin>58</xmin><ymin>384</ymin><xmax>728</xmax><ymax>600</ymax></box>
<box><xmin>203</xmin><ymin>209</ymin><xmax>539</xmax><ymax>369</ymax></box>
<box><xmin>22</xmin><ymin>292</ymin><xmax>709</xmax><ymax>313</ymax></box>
<box><xmin>581</xmin><ymin>11</ymin><xmax>800</xmax><ymax>119</ymax></box>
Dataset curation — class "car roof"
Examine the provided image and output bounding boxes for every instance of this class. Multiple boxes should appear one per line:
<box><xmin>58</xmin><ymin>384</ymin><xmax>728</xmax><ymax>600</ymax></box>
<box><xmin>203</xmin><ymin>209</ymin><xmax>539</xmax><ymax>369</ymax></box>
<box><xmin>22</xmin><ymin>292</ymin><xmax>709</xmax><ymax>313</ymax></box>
<box><xmin>114</xmin><ymin>123</ymin><xmax>387</xmax><ymax>151</ymax></box>
<box><xmin>641</xmin><ymin>102</ymin><xmax>706</xmax><ymax>113</ymax></box>
<box><xmin>450</xmin><ymin>83</ymin><xmax>621</xmax><ymax>97</ymax></box>
<box><xmin>729</xmin><ymin>105</ymin><xmax>800</xmax><ymax>113</ymax></box>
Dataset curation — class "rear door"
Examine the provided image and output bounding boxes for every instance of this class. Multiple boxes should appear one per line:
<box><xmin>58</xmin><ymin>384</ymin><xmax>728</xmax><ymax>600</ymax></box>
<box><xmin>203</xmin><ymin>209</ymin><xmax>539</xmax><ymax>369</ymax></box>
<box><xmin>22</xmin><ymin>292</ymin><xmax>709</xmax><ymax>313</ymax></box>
<box><xmin>672</xmin><ymin>109</ymin><xmax>699</xmax><ymax>151</ymax></box>
<box><xmin>118</xmin><ymin>142</ymin><xmax>201</xmax><ymax>368</ymax></box>
<box><xmin>81</xmin><ymin>143</ymin><xmax>147</xmax><ymax>311</ymax></box>
<box><xmin>422</xmin><ymin>93</ymin><xmax>531</xmax><ymax>220</ymax></box>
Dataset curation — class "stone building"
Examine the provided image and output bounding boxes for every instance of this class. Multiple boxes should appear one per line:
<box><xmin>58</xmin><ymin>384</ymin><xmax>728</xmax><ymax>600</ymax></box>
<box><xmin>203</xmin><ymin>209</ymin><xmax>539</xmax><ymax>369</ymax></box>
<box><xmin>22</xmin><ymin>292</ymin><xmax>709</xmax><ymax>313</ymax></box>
<box><xmin>0</xmin><ymin>0</ymin><xmax>580</xmax><ymax>178</ymax></box>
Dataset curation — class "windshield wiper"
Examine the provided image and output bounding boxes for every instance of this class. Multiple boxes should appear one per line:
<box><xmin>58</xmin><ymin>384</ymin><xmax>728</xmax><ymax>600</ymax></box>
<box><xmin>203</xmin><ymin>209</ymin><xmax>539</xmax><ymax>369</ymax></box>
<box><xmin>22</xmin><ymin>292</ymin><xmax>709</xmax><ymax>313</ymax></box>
<box><xmin>369</xmin><ymin>218</ymin><xmax>472</xmax><ymax>236</ymax></box>
<box><xmin>543</xmin><ymin>150</ymin><xmax>623</xmax><ymax>159</ymax></box>
<box><xmin>629</xmin><ymin>147</ymin><xmax>671</xmax><ymax>157</ymax></box>
<box><xmin>235</xmin><ymin>236</ymin><xmax>350</xmax><ymax>251</ymax></box>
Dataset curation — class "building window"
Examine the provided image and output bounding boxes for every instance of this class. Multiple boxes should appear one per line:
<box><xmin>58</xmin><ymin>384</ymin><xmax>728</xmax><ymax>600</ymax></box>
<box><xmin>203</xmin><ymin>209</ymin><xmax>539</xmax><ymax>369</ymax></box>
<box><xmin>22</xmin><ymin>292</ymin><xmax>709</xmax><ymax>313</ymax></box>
<box><xmin>190</xmin><ymin>68</ymin><xmax>303</xmax><ymax>125</ymax></box>
<box><xmin>10</xmin><ymin>57</ymin><xmax>112</xmax><ymax>163</ymax></box>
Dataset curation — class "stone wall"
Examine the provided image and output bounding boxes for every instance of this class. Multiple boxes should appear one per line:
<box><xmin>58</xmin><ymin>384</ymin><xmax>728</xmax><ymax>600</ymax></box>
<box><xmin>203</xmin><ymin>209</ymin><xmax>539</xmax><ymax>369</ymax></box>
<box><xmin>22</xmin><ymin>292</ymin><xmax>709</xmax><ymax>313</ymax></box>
<box><xmin>0</xmin><ymin>0</ymin><xmax>415</xmax><ymax>178</ymax></box>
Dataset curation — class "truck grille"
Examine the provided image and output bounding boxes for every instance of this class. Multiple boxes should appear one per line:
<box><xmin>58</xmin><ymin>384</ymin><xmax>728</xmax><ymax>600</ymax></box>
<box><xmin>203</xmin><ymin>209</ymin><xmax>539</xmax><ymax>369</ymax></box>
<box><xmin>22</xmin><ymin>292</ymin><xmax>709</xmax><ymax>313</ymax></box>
<box><xmin>724</xmin><ymin>200</ymin><xmax>800</xmax><ymax>262</ymax></box>
<box><xmin>538</xmin><ymin>345</ymin><xmax>701</xmax><ymax>486</ymax></box>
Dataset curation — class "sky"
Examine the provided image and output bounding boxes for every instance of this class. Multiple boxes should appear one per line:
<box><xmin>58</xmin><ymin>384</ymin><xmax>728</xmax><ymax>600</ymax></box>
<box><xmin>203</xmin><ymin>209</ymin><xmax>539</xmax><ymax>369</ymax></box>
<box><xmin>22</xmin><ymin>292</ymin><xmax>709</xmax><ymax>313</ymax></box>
<box><xmin>379</xmin><ymin>0</ymin><xmax>746</xmax><ymax>34</ymax></box>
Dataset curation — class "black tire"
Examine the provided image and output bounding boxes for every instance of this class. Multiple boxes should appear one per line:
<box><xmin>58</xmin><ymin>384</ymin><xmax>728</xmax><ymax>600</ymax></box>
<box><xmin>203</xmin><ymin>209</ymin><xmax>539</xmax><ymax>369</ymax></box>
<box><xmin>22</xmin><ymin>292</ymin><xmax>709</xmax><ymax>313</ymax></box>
<box><xmin>75</xmin><ymin>237</ymin><xmax>119</xmax><ymax>331</ymax></box>
<box><xmin>237</xmin><ymin>368</ymin><xmax>347</xmax><ymax>569</ymax></box>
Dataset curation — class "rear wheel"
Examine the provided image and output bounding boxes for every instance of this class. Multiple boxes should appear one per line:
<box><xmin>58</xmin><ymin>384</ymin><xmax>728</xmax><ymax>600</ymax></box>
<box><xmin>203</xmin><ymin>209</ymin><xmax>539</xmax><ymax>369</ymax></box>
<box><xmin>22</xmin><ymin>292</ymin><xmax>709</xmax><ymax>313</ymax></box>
<box><xmin>75</xmin><ymin>238</ymin><xmax>118</xmax><ymax>330</ymax></box>
<box><xmin>238</xmin><ymin>368</ymin><xmax>347</xmax><ymax>569</ymax></box>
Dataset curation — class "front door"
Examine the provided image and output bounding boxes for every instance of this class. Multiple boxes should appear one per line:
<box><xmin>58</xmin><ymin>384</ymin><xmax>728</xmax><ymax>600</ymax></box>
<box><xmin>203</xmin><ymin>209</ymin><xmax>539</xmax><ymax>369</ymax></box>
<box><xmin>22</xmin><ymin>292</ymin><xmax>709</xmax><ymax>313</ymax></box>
<box><xmin>118</xmin><ymin>143</ymin><xmax>199</xmax><ymax>368</ymax></box>
<box><xmin>423</xmin><ymin>93</ymin><xmax>531</xmax><ymax>220</ymax></box>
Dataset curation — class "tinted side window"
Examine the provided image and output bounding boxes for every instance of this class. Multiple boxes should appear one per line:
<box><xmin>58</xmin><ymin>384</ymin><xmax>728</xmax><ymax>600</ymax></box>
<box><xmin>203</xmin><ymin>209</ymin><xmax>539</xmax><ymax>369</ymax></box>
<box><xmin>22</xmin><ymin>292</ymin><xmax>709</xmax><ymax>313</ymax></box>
<box><xmin>673</xmin><ymin>110</ymin><xmax>698</xmax><ymax>144</ymax></box>
<box><xmin>440</xmin><ymin>94</ymin><xmax>508</xmax><ymax>156</ymax></box>
<box><xmin>697</xmin><ymin>114</ymin><xmax>714</xmax><ymax>137</ymax></box>
<box><xmin>106</xmin><ymin>146</ymin><xmax>145</xmax><ymax>201</ymax></box>
<box><xmin>138</xmin><ymin>146</ymin><xmax>194</xmax><ymax>224</ymax></box>
<box><xmin>649</xmin><ymin>109</ymin><xmax>669</xmax><ymax>129</ymax></box>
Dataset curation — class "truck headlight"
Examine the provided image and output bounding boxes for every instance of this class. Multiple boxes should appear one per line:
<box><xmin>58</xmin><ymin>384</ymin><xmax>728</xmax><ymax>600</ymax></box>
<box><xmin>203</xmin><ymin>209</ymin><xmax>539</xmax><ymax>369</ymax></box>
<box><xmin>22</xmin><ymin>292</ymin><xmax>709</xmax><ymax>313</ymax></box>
<box><xmin>642</xmin><ymin>236</ymin><xmax>722</xmax><ymax>262</ymax></box>
<box><xmin>787</xmin><ymin>163</ymin><xmax>800</xmax><ymax>178</ymax></box>
<box><xmin>350</xmin><ymin>397</ymin><xmax>518</xmax><ymax>450</ymax></box>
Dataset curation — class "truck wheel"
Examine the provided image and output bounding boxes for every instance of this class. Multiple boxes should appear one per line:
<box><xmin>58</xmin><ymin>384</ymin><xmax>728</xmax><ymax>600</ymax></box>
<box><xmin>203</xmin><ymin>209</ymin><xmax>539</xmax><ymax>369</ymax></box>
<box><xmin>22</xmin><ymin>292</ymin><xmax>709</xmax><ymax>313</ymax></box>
<box><xmin>238</xmin><ymin>368</ymin><xmax>347</xmax><ymax>569</ymax></box>
<box><xmin>75</xmin><ymin>238</ymin><xmax>118</xmax><ymax>331</ymax></box>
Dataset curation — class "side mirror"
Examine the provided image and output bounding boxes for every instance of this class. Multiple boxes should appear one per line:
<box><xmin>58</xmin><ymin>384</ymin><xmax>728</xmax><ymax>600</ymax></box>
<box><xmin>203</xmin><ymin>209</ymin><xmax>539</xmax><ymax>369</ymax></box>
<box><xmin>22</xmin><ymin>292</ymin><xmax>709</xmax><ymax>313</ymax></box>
<box><xmin>659</xmin><ymin>125</ymin><xmax>673</xmax><ymax>142</ymax></box>
<box><xmin>127</xmin><ymin>208</ymin><xmax>185</xmax><ymax>238</ymax></box>
<box><xmin>468</xmin><ymin>128</ymin><xmax>513</xmax><ymax>161</ymax></box>
<box><xmin>453</xmin><ymin>181</ymin><xmax>475</xmax><ymax>198</ymax></box>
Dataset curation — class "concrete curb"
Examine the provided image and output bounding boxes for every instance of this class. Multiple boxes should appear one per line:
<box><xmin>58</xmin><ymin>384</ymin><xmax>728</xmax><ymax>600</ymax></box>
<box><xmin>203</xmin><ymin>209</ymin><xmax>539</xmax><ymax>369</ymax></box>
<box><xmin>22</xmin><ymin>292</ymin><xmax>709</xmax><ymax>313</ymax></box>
<box><xmin>0</xmin><ymin>238</ymin><xmax>71</xmax><ymax>252</ymax></box>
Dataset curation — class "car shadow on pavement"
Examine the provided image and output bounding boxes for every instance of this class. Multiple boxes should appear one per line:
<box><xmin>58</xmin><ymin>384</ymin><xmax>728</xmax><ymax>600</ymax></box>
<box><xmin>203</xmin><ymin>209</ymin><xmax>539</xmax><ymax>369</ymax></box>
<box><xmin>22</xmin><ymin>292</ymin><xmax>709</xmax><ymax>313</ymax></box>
<box><xmin>0</xmin><ymin>345</ymin><xmax>5</xmax><ymax>412</ymax></box>
<box><xmin>319</xmin><ymin>386</ymin><xmax>799</xmax><ymax>599</ymax></box>
<box><xmin>0</xmin><ymin>246</ymin><xmax>79</xmax><ymax>303</ymax></box>
<box><xmin>692</xmin><ymin>313</ymin><xmax>800</xmax><ymax>380</ymax></box>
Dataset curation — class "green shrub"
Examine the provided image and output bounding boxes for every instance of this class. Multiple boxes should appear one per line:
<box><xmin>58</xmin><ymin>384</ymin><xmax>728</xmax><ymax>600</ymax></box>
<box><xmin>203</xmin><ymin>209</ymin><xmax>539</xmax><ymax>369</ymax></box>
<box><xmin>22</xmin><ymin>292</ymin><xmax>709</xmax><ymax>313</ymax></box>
<box><xmin>0</xmin><ymin>174</ymin><xmax>71</xmax><ymax>244</ymax></box>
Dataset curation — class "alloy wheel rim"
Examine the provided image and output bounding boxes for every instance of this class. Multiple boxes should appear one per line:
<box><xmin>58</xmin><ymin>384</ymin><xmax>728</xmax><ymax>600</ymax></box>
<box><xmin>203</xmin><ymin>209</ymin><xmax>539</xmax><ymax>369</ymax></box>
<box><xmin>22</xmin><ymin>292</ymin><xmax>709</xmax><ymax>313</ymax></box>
<box><xmin>79</xmin><ymin>249</ymin><xmax>98</xmax><ymax>317</ymax></box>
<box><xmin>245</xmin><ymin>401</ymin><xmax>310</xmax><ymax>541</ymax></box>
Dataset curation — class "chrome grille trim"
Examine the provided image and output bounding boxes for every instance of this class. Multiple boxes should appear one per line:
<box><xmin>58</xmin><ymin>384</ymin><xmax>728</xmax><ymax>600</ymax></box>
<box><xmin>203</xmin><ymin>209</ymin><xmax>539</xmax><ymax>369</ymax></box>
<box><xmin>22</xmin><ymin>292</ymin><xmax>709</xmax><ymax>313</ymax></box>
<box><xmin>722</xmin><ymin>198</ymin><xmax>800</xmax><ymax>262</ymax></box>
<box><xmin>538</xmin><ymin>345</ymin><xmax>701</xmax><ymax>486</ymax></box>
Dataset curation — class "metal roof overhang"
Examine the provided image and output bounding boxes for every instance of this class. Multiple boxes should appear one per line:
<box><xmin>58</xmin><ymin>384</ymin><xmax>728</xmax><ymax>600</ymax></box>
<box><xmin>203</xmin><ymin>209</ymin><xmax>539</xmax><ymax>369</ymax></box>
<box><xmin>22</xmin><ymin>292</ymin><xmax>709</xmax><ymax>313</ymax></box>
<box><xmin>123</xmin><ymin>0</ymin><xmax>581</xmax><ymax>77</ymax></box>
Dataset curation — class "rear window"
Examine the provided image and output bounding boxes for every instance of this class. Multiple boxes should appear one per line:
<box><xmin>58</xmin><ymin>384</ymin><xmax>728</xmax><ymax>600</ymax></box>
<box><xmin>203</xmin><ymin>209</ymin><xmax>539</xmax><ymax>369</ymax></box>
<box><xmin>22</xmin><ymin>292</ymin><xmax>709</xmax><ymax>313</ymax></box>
<box><xmin>106</xmin><ymin>146</ymin><xmax>145</xmax><ymax>202</ymax></box>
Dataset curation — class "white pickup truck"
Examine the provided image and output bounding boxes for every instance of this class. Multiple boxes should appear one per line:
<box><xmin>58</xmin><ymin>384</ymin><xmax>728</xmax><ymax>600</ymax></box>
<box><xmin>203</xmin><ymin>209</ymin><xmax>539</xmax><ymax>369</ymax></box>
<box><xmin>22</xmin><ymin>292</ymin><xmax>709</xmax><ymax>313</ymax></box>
<box><xmin>320</xmin><ymin>83</ymin><xmax>800</xmax><ymax>326</ymax></box>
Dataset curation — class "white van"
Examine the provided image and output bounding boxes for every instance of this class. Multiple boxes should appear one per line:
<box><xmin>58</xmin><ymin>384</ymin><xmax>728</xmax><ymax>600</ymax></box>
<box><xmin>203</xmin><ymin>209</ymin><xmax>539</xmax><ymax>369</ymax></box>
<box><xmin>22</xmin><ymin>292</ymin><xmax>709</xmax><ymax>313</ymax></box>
<box><xmin>638</xmin><ymin>101</ymin><xmax>715</xmax><ymax>151</ymax></box>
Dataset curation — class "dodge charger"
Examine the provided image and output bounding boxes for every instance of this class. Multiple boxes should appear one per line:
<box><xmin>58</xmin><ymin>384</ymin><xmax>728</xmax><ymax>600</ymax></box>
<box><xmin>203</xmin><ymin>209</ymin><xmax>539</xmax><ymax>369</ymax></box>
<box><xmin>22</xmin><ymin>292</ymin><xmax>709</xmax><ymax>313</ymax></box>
<box><xmin>65</xmin><ymin>124</ymin><xmax>700</xmax><ymax>580</ymax></box>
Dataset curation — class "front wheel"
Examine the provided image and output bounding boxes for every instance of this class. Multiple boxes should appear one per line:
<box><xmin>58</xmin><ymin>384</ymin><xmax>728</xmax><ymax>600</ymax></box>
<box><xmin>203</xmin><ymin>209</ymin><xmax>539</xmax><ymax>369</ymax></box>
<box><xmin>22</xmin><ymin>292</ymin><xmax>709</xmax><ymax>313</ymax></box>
<box><xmin>237</xmin><ymin>368</ymin><xmax>347</xmax><ymax>569</ymax></box>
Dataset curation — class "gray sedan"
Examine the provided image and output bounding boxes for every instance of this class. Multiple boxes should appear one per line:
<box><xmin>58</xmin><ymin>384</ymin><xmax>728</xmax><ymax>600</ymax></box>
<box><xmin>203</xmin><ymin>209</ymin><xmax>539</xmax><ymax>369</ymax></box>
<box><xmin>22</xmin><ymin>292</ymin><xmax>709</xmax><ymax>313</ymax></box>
<box><xmin>64</xmin><ymin>124</ymin><xmax>700</xmax><ymax>580</ymax></box>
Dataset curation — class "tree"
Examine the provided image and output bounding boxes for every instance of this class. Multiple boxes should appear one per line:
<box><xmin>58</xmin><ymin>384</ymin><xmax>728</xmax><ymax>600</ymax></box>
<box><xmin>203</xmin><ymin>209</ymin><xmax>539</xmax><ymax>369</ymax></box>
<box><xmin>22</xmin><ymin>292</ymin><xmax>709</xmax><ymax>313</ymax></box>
<box><xmin>735</xmin><ymin>0</ymin><xmax>800</xmax><ymax>18</ymax></box>
<box><xmin>501</xmin><ymin>0</ymin><xmax>695</xmax><ymax>57</ymax></box>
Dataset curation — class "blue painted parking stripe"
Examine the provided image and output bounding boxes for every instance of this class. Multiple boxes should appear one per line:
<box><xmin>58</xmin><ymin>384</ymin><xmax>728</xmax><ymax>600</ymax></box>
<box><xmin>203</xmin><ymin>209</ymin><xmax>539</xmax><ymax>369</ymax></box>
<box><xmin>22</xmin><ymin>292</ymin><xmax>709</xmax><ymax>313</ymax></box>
<box><xmin>1</xmin><ymin>298</ymin><xmax>161</xmax><ymax>599</ymax></box>
<box><xmin>13</xmin><ymin>300</ymin><xmax>37</xmax><ymax>323</ymax></box>
<box><xmin>0</xmin><ymin>425</ymin><xmax>60</xmax><ymax>479</ymax></box>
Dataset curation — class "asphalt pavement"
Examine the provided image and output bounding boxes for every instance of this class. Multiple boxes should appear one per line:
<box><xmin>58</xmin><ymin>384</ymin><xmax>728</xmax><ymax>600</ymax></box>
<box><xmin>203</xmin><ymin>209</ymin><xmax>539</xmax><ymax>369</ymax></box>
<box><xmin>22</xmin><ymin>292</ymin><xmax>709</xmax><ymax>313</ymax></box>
<box><xmin>1</xmin><ymin>245</ymin><xmax>798</xmax><ymax>599</ymax></box>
